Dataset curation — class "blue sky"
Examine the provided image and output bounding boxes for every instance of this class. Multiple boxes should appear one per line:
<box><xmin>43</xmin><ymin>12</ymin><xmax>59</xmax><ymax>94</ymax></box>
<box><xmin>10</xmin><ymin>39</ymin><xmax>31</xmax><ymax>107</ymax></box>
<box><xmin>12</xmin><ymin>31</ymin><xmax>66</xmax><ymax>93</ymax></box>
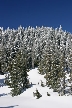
<box><xmin>0</xmin><ymin>0</ymin><xmax>72</xmax><ymax>33</ymax></box>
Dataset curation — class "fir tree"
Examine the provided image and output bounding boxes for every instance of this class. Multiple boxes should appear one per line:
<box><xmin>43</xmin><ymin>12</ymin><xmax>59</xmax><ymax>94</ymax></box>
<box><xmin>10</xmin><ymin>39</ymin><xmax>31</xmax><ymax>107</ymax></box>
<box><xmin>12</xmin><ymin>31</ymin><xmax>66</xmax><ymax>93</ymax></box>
<box><xmin>5</xmin><ymin>49</ymin><xmax>30</xmax><ymax>96</ymax></box>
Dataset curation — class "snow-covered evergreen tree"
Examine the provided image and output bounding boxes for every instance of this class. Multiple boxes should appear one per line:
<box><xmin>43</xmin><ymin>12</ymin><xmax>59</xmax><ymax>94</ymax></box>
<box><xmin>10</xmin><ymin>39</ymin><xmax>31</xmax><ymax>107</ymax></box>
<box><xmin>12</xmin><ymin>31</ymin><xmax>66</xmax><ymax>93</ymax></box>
<box><xmin>0</xmin><ymin>25</ymin><xmax>72</xmax><ymax>95</ymax></box>
<box><xmin>5</xmin><ymin>48</ymin><xmax>30</xmax><ymax>96</ymax></box>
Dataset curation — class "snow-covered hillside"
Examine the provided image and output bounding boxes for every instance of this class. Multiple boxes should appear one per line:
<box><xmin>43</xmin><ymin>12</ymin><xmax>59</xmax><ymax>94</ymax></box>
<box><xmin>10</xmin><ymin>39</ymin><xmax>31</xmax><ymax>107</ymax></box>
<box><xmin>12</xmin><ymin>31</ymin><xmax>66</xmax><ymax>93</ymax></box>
<box><xmin>0</xmin><ymin>68</ymin><xmax>72</xmax><ymax>108</ymax></box>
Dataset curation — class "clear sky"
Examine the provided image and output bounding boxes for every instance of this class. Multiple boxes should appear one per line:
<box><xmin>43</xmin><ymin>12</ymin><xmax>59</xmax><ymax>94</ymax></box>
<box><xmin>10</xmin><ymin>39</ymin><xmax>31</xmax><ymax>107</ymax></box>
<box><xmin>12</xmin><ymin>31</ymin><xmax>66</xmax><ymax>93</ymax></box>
<box><xmin>0</xmin><ymin>0</ymin><xmax>72</xmax><ymax>33</ymax></box>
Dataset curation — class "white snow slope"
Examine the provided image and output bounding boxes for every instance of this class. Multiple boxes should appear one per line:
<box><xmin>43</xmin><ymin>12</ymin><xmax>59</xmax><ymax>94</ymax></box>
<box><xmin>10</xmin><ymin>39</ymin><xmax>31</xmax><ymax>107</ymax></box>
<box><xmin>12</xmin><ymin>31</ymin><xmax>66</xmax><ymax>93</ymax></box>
<box><xmin>0</xmin><ymin>68</ymin><xmax>72</xmax><ymax>108</ymax></box>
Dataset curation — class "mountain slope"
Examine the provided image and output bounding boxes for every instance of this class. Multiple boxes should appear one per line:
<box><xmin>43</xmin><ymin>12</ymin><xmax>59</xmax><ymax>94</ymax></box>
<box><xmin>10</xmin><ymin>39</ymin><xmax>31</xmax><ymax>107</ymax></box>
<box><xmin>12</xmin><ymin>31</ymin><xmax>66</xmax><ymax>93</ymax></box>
<box><xmin>0</xmin><ymin>68</ymin><xmax>72</xmax><ymax>108</ymax></box>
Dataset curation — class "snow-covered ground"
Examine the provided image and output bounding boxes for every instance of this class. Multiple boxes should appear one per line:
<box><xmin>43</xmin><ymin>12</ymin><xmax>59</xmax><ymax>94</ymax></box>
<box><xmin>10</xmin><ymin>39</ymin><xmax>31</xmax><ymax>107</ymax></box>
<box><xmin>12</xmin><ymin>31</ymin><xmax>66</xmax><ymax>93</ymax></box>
<box><xmin>0</xmin><ymin>68</ymin><xmax>72</xmax><ymax>108</ymax></box>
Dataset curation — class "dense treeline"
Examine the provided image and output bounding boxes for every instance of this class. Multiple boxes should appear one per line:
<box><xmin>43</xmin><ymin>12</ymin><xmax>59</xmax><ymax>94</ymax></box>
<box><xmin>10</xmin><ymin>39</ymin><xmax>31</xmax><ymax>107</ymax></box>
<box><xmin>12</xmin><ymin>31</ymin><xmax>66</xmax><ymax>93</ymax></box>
<box><xmin>0</xmin><ymin>25</ymin><xmax>72</xmax><ymax>96</ymax></box>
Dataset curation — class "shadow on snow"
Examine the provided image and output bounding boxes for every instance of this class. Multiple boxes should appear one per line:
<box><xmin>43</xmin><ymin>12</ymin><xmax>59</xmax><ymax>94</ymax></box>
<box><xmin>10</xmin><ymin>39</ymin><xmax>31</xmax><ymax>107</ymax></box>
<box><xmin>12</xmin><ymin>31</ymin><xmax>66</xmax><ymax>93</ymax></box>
<box><xmin>0</xmin><ymin>93</ymin><xmax>8</xmax><ymax>97</ymax></box>
<box><xmin>0</xmin><ymin>105</ymin><xmax>18</xmax><ymax>108</ymax></box>
<box><xmin>0</xmin><ymin>78</ymin><xmax>6</xmax><ymax>87</ymax></box>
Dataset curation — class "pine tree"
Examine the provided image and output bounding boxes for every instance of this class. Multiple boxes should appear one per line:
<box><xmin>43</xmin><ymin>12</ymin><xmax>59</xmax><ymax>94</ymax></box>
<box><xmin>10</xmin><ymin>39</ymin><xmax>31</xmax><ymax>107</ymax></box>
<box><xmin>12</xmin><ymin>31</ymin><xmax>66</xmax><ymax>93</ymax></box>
<box><xmin>59</xmin><ymin>49</ymin><xmax>66</xmax><ymax>95</ymax></box>
<box><xmin>67</xmin><ymin>34</ymin><xmax>72</xmax><ymax>95</ymax></box>
<box><xmin>0</xmin><ymin>46</ymin><xmax>6</xmax><ymax>74</ymax></box>
<box><xmin>5</xmin><ymin>49</ymin><xmax>30</xmax><ymax>96</ymax></box>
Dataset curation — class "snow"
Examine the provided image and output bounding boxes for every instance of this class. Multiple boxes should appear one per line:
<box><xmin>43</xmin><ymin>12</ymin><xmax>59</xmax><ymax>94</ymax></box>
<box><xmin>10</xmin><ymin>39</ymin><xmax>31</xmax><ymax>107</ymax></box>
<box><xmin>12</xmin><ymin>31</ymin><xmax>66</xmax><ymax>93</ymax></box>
<box><xmin>0</xmin><ymin>68</ymin><xmax>72</xmax><ymax>108</ymax></box>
